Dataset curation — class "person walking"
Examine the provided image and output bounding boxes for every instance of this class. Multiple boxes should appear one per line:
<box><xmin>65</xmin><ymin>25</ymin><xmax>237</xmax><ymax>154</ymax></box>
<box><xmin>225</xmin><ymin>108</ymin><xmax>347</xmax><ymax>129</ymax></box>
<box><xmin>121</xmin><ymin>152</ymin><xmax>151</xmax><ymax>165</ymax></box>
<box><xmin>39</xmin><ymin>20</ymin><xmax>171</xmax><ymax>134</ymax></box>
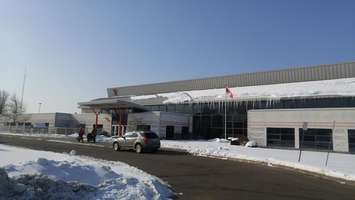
<box><xmin>78</xmin><ymin>127</ymin><xmax>85</xmax><ymax>142</ymax></box>
<box><xmin>91</xmin><ymin>127</ymin><xmax>97</xmax><ymax>143</ymax></box>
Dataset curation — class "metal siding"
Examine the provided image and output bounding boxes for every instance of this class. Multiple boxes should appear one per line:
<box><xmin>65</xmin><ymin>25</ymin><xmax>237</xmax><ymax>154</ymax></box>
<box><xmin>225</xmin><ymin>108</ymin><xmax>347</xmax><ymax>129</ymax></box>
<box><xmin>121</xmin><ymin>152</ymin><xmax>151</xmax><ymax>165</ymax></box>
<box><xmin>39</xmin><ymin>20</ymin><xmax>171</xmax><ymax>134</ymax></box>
<box><xmin>107</xmin><ymin>61</ymin><xmax>355</xmax><ymax>97</ymax></box>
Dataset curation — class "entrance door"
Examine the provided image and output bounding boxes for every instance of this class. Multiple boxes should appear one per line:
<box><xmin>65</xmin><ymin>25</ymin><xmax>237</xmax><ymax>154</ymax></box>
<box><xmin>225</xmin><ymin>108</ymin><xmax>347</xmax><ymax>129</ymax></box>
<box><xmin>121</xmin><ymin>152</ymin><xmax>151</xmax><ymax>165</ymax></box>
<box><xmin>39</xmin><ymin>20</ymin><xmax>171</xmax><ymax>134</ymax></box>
<box><xmin>349</xmin><ymin>130</ymin><xmax>355</xmax><ymax>153</ymax></box>
<box><xmin>166</xmin><ymin>126</ymin><xmax>174</xmax><ymax>140</ymax></box>
<box><xmin>93</xmin><ymin>124</ymin><xmax>103</xmax><ymax>132</ymax></box>
<box><xmin>182</xmin><ymin>127</ymin><xmax>189</xmax><ymax>139</ymax></box>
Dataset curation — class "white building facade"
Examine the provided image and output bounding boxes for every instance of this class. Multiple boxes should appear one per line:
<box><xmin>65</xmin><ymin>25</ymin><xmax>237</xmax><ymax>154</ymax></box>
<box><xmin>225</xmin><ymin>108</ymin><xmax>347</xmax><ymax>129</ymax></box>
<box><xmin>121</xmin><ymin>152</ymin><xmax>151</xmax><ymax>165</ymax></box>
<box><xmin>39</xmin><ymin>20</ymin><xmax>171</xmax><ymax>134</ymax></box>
<box><xmin>248</xmin><ymin>108</ymin><xmax>355</xmax><ymax>153</ymax></box>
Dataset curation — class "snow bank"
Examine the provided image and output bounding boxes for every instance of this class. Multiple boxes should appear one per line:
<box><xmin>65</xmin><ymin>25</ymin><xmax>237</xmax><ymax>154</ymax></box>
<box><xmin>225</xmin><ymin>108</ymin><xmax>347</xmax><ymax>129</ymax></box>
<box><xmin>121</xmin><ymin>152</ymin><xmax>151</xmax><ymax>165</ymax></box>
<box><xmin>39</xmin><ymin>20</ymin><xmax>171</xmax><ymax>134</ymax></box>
<box><xmin>129</xmin><ymin>78</ymin><xmax>355</xmax><ymax>104</ymax></box>
<box><xmin>161</xmin><ymin>140</ymin><xmax>355</xmax><ymax>182</ymax></box>
<box><xmin>0</xmin><ymin>168</ymin><xmax>96</xmax><ymax>200</ymax></box>
<box><xmin>0</xmin><ymin>144</ymin><xmax>173</xmax><ymax>200</ymax></box>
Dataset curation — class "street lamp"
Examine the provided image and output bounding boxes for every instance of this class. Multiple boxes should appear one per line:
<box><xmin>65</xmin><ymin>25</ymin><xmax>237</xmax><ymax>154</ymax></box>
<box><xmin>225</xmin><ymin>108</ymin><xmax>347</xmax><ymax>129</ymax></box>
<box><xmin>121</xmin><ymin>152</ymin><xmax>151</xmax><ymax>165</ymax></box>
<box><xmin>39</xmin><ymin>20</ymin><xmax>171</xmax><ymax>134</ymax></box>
<box><xmin>298</xmin><ymin>122</ymin><xmax>308</xmax><ymax>162</ymax></box>
<box><xmin>38</xmin><ymin>102</ymin><xmax>42</xmax><ymax>113</ymax></box>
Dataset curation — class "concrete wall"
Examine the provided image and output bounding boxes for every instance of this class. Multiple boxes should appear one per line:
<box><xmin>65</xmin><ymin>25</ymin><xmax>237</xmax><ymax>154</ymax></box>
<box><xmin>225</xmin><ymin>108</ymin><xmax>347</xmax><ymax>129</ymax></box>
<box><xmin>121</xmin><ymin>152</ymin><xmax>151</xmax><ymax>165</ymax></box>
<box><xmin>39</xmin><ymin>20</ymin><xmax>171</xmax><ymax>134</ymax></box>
<box><xmin>127</xmin><ymin>111</ymin><xmax>190</xmax><ymax>138</ymax></box>
<box><xmin>248</xmin><ymin>108</ymin><xmax>355</xmax><ymax>152</ymax></box>
<box><xmin>15</xmin><ymin>113</ymin><xmax>57</xmax><ymax>128</ymax></box>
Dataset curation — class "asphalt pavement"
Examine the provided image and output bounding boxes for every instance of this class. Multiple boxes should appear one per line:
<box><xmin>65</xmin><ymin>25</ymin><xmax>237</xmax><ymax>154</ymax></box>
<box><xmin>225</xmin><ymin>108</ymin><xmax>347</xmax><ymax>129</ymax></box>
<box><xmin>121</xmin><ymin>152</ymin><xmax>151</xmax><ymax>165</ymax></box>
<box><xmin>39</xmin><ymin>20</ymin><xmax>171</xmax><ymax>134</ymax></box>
<box><xmin>1</xmin><ymin>134</ymin><xmax>355</xmax><ymax>200</ymax></box>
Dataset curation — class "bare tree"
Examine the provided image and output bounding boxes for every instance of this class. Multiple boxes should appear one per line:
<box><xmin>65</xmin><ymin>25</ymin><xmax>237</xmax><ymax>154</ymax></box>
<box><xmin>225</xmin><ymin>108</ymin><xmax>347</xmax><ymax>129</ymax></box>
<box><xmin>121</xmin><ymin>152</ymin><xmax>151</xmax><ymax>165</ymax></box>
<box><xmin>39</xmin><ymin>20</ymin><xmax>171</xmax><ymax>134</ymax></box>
<box><xmin>0</xmin><ymin>90</ymin><xmax>9</xmax><ymax>115</ymax></box>
<box><xmin>8</xmin><ymin>94</ymin><xmax>25</xmax><ymax>123</ymax></box>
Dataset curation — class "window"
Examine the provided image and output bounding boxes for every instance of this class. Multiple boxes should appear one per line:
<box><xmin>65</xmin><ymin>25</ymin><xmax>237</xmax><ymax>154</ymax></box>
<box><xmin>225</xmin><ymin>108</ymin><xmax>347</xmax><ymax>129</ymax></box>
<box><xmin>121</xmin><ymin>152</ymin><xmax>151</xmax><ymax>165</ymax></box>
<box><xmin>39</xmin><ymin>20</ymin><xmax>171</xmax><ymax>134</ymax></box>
<box><xmin>267</xmin><ymin>128</ymin><xmax>295</xmax><ymax>148</ymax></box>
<box><xmin>167</xmin><ymin>104</ymin><xmax>176</xmax><ymax>112</ymax></box>
<box><xmin>124</xmin><ymin>132</ymin><xmax>138</xmax><ymax>138</ymax></box>
<box><xmin>143</xmin><ymin>132</ymin><xmax>159</xmax><ymax>139</ymax></box>
<box><xmin>137</xmin><ymin>125</ymin><xmax>151</xmax><ymax>131</ymax></box>
<box><xmin>299</xmin><ymin>128</ymin><xmax>332</xmax><ymax>150</ymax></box>
<box><xmin>149</xmin><ymin>105</ymin><xmax>160</xmax><ymax>111</ymax></box>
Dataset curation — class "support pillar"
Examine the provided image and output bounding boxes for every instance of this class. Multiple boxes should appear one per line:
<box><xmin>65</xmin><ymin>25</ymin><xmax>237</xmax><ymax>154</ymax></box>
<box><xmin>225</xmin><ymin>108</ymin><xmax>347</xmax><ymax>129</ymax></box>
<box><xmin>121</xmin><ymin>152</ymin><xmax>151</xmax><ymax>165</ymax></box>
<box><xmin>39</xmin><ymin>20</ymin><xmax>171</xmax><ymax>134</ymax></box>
<box><xmin>95</xmin><ymin>112</ymin><xmax>99</xmax><ymax>129</ymax></box>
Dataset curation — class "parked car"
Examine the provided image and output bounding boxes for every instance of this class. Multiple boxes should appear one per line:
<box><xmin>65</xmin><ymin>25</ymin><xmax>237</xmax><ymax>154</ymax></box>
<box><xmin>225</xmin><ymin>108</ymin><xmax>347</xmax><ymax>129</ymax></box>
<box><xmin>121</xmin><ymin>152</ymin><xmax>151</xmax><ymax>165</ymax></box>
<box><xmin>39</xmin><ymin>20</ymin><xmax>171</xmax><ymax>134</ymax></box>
<box><xmin>112</xmin><ymin>131</ymin><xmax>160</xmax><ymax>153</ymax></box>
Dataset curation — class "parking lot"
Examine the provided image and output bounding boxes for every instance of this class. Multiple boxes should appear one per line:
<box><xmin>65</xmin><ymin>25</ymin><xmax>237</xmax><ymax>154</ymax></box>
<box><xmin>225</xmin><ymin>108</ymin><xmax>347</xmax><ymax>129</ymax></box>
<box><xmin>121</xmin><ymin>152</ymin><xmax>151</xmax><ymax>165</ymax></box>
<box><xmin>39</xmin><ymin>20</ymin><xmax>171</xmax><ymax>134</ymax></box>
<box><xmin>1</xmin><ymin>134</ymin><xmax>355</xmax><ymax>200</ymax></box>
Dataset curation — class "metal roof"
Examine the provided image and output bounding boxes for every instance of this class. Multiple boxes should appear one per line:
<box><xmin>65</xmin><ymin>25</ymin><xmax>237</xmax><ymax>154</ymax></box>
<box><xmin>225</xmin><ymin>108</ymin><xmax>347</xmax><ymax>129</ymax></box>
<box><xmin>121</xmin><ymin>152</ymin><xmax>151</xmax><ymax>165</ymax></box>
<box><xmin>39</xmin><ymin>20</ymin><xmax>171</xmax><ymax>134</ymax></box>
<box><xmin>78</xmin><ymin>98</ymin><xmax>147</xmax><ymax>111</ymax></box>
<box><xmin>107</xmin><ymin>61</ymin><xmax>355</xmax><ymax>97</ymax></box>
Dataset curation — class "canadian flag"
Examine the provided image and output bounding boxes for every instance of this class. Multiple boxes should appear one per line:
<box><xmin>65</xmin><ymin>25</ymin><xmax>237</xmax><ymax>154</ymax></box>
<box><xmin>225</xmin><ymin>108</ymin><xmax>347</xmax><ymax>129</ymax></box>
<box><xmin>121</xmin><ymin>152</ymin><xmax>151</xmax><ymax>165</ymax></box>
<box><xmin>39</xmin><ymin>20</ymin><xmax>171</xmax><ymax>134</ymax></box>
<box><xmin>225</xmin><ymin>86</ymin><xmax>234</xmax><ymax>99</ymax></box>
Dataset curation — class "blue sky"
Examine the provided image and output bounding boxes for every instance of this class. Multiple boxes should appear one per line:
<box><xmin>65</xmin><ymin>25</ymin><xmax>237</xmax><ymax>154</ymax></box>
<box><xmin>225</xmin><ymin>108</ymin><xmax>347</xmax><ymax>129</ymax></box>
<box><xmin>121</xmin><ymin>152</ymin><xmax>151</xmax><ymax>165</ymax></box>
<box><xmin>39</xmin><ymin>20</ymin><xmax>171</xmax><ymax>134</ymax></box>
<box><xmin>0</xmin><ymin>0</ymin><xmax>354</xmax><ymax>113</ymax></box>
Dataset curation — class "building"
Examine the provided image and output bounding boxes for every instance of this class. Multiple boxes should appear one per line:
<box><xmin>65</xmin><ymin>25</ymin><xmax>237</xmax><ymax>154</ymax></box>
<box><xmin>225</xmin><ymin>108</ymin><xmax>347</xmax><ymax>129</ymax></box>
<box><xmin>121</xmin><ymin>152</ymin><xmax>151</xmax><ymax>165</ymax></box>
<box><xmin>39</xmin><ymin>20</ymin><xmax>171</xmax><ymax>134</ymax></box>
<box><xmin>0</xmin><ymin>112</ymin><xmax>112</xmax><ymax>135</ymax></box>
<box><xmin>248</xmin><ymin>108</ymin><xmax>355</xmax><ymax>152</ymax></box>
<box><xmin>78</xmin><ymin>61</ymin><xmax>355</xmax><ymax>152</ymax></box>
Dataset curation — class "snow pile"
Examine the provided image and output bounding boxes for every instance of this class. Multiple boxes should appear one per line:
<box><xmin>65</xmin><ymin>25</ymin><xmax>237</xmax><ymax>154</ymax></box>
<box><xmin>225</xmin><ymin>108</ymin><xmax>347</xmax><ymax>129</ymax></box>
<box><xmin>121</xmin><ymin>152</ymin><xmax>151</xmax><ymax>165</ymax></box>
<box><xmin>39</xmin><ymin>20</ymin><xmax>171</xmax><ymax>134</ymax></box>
<box><xmin>208</xmin><ymin>138</ymin><xmax>229</xmax><ymax>143</ymax></box>
<box><xmin>0</xmin><ymin>168</ymin><xmax>96</xmax><ymax>200</ymax></box>
<box><xmin>245</xmin><ymin>141</ymin><xmax>257</xmax><ymax>147</ymax></box>
<box><xmin>129</xmin><ymin>78</ymin><xmax>355</xmax><ymax>104</ymax></box>
<box><xmin>0</xmin><ymin>144</ymin><xmax>173</xmax><ymax>200</ymax></box>
<box><xmin>161</xmin><ymin>140</ymin><xmax>355</xmax><ymax>181</ymax></box>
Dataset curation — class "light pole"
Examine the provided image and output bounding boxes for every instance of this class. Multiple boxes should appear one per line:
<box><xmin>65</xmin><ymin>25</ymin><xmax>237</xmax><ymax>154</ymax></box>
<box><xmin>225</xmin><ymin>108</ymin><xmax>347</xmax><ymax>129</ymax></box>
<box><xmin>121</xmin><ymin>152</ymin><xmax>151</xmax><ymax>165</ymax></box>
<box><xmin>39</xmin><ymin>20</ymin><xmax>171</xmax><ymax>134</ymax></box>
<box><xmin>38</xmin><ymin>102</ymin><xmax>42</xmax><ymax>113</ymax></box>
<box><xmin>298</xmin><ymin>122</ymin><xmax>308</xmax><ymax>162</ymax></box>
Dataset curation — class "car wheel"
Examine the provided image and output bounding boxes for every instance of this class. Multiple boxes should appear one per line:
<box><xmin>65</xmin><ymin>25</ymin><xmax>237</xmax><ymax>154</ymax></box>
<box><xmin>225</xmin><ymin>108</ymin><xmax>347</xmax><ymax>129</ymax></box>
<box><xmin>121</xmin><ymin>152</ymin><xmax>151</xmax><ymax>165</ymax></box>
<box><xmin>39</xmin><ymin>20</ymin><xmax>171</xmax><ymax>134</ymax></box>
<box><xmin>113</xmin><ymin>142</ymin><xmax>120</xmax><ymax>151</ymax></box>
<box><xmin>135</xmin><ymin>144</ymin><xmax>143</xmax><ymax>154</ymax></box>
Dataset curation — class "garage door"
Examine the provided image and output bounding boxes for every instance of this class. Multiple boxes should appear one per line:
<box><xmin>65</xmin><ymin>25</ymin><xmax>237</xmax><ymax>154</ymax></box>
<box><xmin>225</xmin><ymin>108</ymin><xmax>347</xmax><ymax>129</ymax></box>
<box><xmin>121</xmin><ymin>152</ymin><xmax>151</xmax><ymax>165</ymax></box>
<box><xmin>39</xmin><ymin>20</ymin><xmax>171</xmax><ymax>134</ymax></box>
<box><xmin>267</xmin><ymin>128</ymin><xmax>295</xmax><ymax>148</ymax></box>
<box><xmin>349</xmin><ymin>130</ymin><xmax>355</xmax><ymax>153</ymax></box>
<box><xmin>299</xmin><ymin>128</ymin><xmax>332</xmax><ymax>150</ymax></box>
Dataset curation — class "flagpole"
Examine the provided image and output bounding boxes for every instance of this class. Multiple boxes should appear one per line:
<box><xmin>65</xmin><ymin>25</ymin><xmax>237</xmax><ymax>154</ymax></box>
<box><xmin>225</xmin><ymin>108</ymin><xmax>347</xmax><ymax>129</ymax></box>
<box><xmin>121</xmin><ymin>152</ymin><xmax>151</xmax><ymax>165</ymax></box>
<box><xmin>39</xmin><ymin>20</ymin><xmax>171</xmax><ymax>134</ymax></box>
<box><xmin>224</xmin><ymin>101</ymin><xmax>227</xmax><ymax>139</ymax></box>
<box><xmin>224</xmin><ymin>86</ymin><xmax>234</xmax><ymax>140</ymax></box>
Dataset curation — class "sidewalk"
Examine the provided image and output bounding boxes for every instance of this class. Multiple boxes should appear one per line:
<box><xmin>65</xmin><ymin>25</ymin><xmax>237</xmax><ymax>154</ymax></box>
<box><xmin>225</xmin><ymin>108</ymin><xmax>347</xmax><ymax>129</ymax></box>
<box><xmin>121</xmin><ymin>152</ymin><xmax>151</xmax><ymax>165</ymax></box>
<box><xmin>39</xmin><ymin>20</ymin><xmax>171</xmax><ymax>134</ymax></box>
<box><xmin>161</xmin><ymin>139</ymin><xmax>355</xmax><ymax>182</ymax></box>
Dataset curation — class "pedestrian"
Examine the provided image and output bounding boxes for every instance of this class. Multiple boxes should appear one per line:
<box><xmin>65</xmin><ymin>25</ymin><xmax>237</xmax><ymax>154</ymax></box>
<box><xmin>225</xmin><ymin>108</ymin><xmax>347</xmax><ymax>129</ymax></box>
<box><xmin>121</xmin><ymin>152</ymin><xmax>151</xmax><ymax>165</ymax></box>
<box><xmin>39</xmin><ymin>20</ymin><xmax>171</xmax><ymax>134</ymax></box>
<box><xmin>78</xmin><ymin>127</ymin><xmax>85</xmax><ymax>142</ymax></box>
<box><xmin>91</xmin><ymin>127</ymin><xmax>97</xmax><ymax>143</ymax></box>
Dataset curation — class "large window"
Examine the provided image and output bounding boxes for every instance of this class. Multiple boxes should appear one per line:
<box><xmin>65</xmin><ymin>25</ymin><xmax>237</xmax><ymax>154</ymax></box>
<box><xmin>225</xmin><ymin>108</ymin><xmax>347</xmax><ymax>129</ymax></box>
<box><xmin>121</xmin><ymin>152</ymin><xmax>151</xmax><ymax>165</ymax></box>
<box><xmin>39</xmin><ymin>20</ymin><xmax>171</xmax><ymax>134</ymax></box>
<box><xmin>137</xmin><ymin>125</ymin><xmax>151</xmax><ymax>131</ymax></box>
<box><xmin>267</xmin><ymin>128</ymin><xmax>295</xmax><ymax>148</ymax></box>
<box><xmin>348</xmin><ymin>130</ymin><xmax>355</xmax><ymax>153</ymax></box>
<box><xmin>299</xmin><ymin>128</ymin><xmax>332</xmax><ymax>150</ymax></box>
<box><xmin>193</xmin><ymin>113</ymin><xmax>247</xmax><ymax>139</ymax></box>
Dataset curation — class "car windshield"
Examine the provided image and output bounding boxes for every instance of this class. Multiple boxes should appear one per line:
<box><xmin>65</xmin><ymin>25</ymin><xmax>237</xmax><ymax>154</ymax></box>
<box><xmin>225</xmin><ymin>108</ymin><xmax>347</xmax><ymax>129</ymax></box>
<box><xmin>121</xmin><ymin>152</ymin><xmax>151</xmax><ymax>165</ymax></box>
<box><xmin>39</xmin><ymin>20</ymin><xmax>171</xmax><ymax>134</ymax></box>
<box><xmin>143</xmin><ymin>132</ymin><xmax>158</xmax><ymax>138</ymax></box>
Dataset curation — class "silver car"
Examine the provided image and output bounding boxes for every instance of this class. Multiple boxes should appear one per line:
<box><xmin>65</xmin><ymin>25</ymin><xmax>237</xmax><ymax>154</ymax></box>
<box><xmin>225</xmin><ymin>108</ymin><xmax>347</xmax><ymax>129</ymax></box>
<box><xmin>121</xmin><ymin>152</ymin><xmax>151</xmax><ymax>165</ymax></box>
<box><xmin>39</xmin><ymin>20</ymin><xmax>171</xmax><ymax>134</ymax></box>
<box><xmin>112</xmin><ymin>131</ymin><xmax>160</xmax><ymax>153</ymax></box>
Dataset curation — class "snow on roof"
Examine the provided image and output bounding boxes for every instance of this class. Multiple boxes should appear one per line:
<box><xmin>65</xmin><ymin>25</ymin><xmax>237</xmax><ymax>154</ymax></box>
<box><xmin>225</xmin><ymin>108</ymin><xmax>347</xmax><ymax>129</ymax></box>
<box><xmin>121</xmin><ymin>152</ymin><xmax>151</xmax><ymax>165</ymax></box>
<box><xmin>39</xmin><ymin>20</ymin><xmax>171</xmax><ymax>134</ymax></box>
<box><xmin>130</xmin><ymin>78</ymin><xmax>355</xmax><ymax>104</ymax></box>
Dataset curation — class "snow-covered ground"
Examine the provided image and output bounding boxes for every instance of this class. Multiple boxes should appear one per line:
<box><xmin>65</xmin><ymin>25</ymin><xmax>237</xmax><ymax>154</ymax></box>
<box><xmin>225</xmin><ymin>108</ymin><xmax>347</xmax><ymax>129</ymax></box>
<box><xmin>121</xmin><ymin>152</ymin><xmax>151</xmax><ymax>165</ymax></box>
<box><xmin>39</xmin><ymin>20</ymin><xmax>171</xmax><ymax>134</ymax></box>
<box><xmin>0</xmin><ymin>144</ymin><xmax>173</xmax><ymax>200</ymax></box>
<box><xmin>161</xmin><ymin>139</ymin><xmax>355</xmax><ymax>182</ymax></box>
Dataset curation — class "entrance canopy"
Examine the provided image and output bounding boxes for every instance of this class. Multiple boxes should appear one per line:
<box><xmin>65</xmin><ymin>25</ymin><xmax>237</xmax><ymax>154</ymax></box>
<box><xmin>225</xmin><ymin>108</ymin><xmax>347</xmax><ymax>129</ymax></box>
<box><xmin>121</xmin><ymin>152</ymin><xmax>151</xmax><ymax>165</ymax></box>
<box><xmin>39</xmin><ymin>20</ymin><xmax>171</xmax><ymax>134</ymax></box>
<box><xmin>78</xmin><ymin>97</ymin><xmax>148</xmax><ymax>111</ymax></box>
